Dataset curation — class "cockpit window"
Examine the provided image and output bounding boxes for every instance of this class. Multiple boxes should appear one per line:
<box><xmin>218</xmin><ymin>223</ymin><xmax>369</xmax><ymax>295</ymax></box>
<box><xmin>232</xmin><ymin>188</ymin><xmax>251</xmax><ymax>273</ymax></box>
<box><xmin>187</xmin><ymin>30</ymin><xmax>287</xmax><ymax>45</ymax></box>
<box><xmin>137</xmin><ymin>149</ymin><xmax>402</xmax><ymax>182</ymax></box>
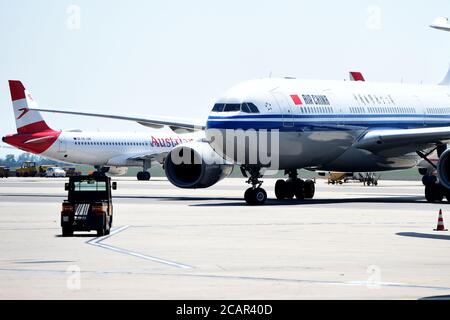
<box><xmin>241</xmin><ymin>103</ymin><xmax>251</xmax><ymax>113</ymax></box>
<box><xmin>212</xmin><ymin>102</ymin><xmax>260</xmax><ymax>113</ymax></box>
<box><xmin>212</xmin><ymin>103</ymin><xmax>225</xmax><ymax>112</ymax></box>
<box><xmin>247</xmin><ymin>103</ymin><xmax>259</xmax><ymax>113</ymax></box>
<box><xmin>223</xmin><ymin>103</ymin><xmax>241</xmax><ymax>112</ymax></box>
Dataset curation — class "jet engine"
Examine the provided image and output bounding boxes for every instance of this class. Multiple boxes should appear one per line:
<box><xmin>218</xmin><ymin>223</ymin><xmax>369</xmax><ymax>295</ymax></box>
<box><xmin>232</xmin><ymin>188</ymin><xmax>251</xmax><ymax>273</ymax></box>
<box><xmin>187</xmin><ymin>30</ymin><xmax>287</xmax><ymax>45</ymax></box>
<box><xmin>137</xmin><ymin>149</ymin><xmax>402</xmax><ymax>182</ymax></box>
<box><xmin>164</xmin><ymin>141</ymin><xmax>233</xmax><ymax>188</ymax></box>
<box><xmin>437</xmin><ymin>149</ymin><xmax>450</xmax><ymax>189</ymax></box>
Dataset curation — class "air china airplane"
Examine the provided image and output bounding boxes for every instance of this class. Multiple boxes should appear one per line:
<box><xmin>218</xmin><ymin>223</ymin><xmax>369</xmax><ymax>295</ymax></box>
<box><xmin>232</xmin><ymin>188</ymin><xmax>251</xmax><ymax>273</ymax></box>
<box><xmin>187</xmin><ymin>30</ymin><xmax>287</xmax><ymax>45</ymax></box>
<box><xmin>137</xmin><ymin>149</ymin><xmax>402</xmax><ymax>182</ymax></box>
<box><xmin>2</xmin><ymin>81</ymin><xmax>204</xmax><ymax>181</ymax></box>
<box><xmin>11</xmin><ymin>67</ymin><xmax>450</xmax><ymax>206</ymax></box>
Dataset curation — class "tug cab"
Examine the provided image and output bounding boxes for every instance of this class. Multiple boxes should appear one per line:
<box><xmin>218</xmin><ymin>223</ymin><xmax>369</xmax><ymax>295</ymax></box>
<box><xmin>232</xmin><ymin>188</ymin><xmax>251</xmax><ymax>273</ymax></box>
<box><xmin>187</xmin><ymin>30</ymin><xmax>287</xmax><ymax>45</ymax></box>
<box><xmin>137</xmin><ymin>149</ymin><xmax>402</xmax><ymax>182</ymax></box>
<box><xmin>61</xmin><ymin>175</ymin><xmax>117</xmax><ymax>237</ymax></box>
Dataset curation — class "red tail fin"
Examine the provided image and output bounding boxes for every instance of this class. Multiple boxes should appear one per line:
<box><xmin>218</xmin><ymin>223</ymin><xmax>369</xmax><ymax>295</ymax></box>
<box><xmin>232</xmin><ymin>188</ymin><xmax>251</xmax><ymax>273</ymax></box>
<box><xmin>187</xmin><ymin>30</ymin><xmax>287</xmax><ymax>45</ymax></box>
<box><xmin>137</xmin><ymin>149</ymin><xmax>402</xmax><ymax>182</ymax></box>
<box><xmin>9</xmin><ymin>80</ymin><xmax>53</xmax><ymax>133</ymax></box>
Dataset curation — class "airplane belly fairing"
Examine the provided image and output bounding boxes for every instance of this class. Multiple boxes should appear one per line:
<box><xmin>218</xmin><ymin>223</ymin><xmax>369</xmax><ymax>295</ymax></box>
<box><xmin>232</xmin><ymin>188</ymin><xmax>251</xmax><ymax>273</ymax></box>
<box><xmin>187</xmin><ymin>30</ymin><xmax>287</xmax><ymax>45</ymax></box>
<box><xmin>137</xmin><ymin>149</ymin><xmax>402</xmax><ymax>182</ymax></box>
<box><xmin>320</xmin><ymin>147</ymin><xmax>421</xmax><ymax>172</ymax></box>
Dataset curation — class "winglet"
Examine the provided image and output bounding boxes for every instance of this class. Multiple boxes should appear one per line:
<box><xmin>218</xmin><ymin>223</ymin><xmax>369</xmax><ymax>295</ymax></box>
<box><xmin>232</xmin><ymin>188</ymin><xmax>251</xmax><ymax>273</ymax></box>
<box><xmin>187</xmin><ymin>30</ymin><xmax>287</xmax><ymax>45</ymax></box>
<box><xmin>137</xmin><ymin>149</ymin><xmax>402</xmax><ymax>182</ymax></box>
<box><xmin>439</xmin><ymin>65</ymin><xmax>450</xmax><ymax>85</ymax></box>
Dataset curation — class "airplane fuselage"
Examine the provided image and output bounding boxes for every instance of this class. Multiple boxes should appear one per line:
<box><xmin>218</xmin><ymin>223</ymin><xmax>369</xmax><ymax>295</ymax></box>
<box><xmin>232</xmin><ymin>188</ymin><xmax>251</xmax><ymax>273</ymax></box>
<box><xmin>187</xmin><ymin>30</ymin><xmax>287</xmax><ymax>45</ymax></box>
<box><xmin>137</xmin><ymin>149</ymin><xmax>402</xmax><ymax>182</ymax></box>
<box><xmin>206</xmin><ymin>78</ymin><xmax>450</xmax><ymax>172</ymax></box>
<box><xmin>4</xmin><ymin>130</ymin><xmax>199</xmax><ymax>167</ymax></box>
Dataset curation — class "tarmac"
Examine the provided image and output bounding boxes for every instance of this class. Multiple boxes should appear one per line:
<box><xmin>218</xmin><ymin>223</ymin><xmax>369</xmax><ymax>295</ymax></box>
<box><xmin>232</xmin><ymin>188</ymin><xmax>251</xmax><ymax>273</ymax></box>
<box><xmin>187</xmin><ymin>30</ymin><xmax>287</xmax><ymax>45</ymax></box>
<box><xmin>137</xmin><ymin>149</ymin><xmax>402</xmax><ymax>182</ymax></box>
<box><xmin>0</xmin><ymin>177</ymin><xmax>449</xmax><ymax>299</ymax></box>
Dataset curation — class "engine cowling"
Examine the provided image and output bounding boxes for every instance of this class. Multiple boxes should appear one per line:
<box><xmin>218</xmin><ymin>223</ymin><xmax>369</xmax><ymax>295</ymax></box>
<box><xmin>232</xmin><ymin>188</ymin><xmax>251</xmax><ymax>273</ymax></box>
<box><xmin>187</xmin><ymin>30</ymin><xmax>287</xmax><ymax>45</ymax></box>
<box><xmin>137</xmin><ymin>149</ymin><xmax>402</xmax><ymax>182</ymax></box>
<box><xmin>437</xmin><ymin>149</ymin><xmax>450</xmax><ymax>189</ymax></box>
<box><xmin>164</xmin><ymin>141</ymin><xmax>233</xmax><ymax>188</ymax></box>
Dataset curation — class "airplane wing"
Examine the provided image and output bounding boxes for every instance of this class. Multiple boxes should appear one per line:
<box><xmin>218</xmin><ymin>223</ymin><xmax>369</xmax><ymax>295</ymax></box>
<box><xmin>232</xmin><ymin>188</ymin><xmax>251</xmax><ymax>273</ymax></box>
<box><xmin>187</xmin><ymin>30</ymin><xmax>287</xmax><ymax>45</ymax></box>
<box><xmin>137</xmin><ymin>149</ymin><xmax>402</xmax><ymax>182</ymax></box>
<box><xmin>127</xmin><ymin>152</ymin><xmax>168</xmax><ymax>164</ymax></box>
<box><xmin>354</xmin><ymin>127</ymin><xmax>450</xmax><ymax>155</ymax></box>
<box><xmin>30</xmin><ymin>107</ymin><xmax>205</xmax><ymax>132</ymax></box>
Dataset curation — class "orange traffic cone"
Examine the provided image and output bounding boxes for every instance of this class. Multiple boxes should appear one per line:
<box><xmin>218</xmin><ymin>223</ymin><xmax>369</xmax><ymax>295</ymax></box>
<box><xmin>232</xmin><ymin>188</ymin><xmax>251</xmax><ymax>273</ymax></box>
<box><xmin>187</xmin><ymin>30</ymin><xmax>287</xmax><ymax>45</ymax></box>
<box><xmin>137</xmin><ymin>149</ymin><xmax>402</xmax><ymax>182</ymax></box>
<box><xmin>434</xmin><ymin>209</ymin><xmax>448</xmax><ymax>231</ymax></box>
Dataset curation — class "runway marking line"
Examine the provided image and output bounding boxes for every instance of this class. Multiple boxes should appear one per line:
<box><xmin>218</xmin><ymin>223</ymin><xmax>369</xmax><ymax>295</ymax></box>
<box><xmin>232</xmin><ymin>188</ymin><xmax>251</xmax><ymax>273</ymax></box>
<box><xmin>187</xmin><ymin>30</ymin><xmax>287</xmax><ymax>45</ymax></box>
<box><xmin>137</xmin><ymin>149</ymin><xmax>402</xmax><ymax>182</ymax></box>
<box><xmin>86</xmin><ymin>225</ymin><xmax>193</xmax><ymax>270</ymax></box>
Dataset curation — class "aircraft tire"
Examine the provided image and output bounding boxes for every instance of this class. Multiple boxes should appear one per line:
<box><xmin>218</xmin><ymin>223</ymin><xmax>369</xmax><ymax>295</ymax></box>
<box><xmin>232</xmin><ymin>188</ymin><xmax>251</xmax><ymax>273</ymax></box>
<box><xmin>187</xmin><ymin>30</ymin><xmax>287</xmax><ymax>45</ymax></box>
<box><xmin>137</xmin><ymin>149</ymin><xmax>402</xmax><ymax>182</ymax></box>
<box><xmin>284</xmin><ymin>180</ymin><xmax>295</xmax><ymax>199</ymax></box>
<box><xmin>275</xmin><ymin>179</ymin><xmax>287</xmax><ymax>199</ymax></box>
<box><xmin>293</xmin><ymin>179</ymin><xmax>305</xmax><ymax>200</ymax></box>
<box><xmin>425</xmin><ymin>184</ymin><xmax>443</xmax><ymax>202</ymax></box>
<box><xmin>304</xmin><ymin>180</ymin><xmax>315</xmax><ymax>199</ymax></box>
<box><xmin>245</xmin><ymin>187</ymin><xmax>267</xmax><ymax>205</ymax></box>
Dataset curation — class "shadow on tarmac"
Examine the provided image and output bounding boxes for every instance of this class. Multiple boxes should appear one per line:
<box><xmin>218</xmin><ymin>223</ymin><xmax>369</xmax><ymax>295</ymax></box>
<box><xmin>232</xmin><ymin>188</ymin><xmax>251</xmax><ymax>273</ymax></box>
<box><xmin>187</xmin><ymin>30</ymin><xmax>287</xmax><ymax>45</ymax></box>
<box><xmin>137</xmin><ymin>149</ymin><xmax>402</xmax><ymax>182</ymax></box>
<box><xmin>396</xmin><ymin>232</ymin><xmax>450</xmax><ymax>241</ymax></box>
<box><xmin>190</xmin><ymin>196</ymin><xmax>425</xmax><ymax>207</ymax></box>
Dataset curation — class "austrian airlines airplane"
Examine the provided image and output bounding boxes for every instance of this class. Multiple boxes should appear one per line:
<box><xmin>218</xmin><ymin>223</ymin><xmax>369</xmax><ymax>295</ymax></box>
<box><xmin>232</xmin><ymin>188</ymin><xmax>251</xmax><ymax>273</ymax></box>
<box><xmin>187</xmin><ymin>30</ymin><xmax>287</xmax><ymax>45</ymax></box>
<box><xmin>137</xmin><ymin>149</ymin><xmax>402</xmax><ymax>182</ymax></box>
<box><xmin>2</xmin><ymin>81</ymin><xmax>203</xmax><ymax>180</ymax></box>
<box><xmin>17</xmin><ymin>68</ymin><xmax>450</xmax><ymax>205</ymax></box>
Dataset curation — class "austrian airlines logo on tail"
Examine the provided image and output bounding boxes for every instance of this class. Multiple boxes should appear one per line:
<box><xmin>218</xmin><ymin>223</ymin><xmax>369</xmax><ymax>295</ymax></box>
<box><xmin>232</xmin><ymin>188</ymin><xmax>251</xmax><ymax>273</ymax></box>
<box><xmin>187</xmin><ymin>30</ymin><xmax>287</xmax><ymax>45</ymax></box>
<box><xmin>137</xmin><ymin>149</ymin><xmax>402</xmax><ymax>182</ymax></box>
<box><xmin>17</xmin><ymin>107</ymin><xmax>30</xmax><ymax>120</ymax></box>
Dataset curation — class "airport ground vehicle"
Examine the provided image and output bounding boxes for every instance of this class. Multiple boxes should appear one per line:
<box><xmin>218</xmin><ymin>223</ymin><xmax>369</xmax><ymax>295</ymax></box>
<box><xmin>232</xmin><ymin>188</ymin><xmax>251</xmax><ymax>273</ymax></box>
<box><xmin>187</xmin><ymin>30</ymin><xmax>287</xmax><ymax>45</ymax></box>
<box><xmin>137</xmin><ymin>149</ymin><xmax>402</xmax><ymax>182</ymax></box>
<box><xmin>63</xmin><ymin>167</ymin><xmax>82</xmax><ymax>177</ymax></box>
<box><xmin>45</xmin><ymin>166</ymin><xmax>66</xmax><ymax>177</ymax></box>
<box><xmin>15</xmin><ymin>161</ymin><xmax>38</xmax><ymax>177</ymax></box>
<box><xmin>15</xmin><ymin>162</ymin><xmax>55</xmax><ymax>177</ymax></box>
<box><xmin>0</xmin><ymin>166</ymin><xmax>10</xmax><ymax>178</ymax></box>
<box><xmin>326</xmin><ymin>172</ymin><xmax>353</xmax><ymax>185</ymax></box>
<box><xmin>356</xmin><ymin>172</ymin><xmax>380</xmax><ymax>186</ymax></box>
<box><xmin>61</xmin><ymin>175</ymin><xmax>116</xmax><ymax>237</ymax></box>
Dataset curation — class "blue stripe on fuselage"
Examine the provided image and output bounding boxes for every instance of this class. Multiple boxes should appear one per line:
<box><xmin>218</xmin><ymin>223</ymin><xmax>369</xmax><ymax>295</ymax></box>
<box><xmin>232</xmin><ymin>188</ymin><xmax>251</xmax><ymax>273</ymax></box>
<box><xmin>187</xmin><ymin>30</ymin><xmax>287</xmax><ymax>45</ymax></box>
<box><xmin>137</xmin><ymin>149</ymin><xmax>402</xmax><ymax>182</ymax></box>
<box><xmin>206</xmin><ymin>114</ymin><xmax>450</xmax><ymax>131</ymax></box>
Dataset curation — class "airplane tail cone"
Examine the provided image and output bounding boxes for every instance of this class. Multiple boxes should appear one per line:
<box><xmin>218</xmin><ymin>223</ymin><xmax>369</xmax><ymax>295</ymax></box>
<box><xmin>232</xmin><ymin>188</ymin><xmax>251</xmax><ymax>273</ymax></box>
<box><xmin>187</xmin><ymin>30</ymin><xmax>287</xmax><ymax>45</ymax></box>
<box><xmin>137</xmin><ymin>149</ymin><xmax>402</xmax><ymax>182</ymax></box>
<box><xmin>434</xmin><ymin>209</ymin><xmax>448</xmax><ymax>231</ymax></box>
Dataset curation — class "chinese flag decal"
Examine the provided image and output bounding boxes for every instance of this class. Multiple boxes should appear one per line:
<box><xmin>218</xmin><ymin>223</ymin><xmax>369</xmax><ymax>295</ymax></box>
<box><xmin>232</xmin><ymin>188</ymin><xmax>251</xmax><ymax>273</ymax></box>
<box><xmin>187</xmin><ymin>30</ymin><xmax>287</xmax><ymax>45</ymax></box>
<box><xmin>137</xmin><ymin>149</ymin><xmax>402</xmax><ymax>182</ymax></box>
<box><xmin>290</xmin><ymin>95</ymin><xmax>302</xmax><ymax>105</ymax></box>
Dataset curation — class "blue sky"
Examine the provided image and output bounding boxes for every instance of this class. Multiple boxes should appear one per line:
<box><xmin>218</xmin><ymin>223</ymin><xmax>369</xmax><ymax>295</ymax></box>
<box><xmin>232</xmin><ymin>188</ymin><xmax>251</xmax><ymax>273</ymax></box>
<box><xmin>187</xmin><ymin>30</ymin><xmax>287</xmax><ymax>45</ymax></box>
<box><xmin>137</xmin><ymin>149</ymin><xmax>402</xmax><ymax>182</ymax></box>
<box><xmin>1</xmin><ymin>0</ymin><xmax>450</xmax><ymax>156</ymax></box>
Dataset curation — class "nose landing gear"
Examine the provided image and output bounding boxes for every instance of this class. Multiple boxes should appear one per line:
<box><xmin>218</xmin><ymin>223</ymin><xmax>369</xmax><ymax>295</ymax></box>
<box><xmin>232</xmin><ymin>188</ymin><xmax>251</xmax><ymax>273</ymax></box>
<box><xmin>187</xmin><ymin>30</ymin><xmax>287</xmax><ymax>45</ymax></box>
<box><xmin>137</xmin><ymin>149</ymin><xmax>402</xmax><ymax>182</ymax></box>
<box><xmin>243</xmin><ymin>166</ymin><xmax>267</xmax><ymax>205</ymax></box>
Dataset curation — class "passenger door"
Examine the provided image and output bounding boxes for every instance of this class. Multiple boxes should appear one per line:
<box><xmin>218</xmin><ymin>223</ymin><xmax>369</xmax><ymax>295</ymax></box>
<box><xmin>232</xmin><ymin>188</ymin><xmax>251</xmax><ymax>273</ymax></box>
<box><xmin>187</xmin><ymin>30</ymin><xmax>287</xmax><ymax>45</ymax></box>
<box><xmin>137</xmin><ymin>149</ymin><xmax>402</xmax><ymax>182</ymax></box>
<box><xmin>272</xmin><ymin>92</ymin><xmax>294</xmax><ymax>127</ymax></box>
<box><xmin>58</xmin><ymin>137</ymin><xmax>67</xmax><ymax>153</ymax></box>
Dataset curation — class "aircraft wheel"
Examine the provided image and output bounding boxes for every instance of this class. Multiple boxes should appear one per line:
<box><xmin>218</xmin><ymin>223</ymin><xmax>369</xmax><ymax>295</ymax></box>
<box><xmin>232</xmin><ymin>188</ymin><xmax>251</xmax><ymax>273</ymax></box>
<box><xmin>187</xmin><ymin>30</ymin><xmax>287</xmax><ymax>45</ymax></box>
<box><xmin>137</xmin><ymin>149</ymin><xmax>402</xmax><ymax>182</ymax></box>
<box><xmin>293</xmin><ymin>179</ymin><xmax>305</xmax><ymax>200</ymax></box>
<box><xmin>425</xmin><ymin>184</ymin><xmax>443</xmax><ymax>202</ymax></box>
<box><xmin>143</xmin><ymin>171</ymin><xmax>151</xmax><ymax>180</ymax></box>
<box><xmin>304</xmin><ymin>180</ymin><xmax>315</xmax><ymax>199</ymax></box>
<box><xmin>275</xmin><ymin>179</ymin><xmax>287</xmax><ymax>199</ymax></box>
<box><xmin>245</xmin><ymin>187</ymin><xmax>267</xmax><ymax>205</ymax></box>
<box><xmin>244</xmin><ymin>188</ymin><xmax>255</xmax><ymax>205</ymax></box>
<box><xmin>284</xmin><ymin>180</ymin><xmax>295</xmax><ymax>199</ymax></box>
<box><xmin>422</xmin><ymin>175</ymin><xmax>437</xmax><ymax>186</ymax></box>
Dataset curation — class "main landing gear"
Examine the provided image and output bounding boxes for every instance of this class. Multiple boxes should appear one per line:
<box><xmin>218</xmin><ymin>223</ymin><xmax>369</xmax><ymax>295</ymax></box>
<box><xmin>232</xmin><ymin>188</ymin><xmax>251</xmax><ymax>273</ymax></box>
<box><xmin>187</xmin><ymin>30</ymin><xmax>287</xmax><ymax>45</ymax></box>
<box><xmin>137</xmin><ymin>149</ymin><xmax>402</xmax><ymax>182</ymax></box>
<box><xmin>417</xmin><ymin>146</ymin><xmax>450</xmax><ymax>203</ymax></box>
<box><xmin>240</xmin><ymin>167</ymin><xmax>316</xmax><ymax>205</ymax></box>
<box><xmin>137</xmin><ymin>159</ymin><xmax>151</xmax><ymax>181</ymax></box>
<box><xmin>137</xmin><ymin>171</ymin><xmax>151</xmax><ymax>181</ymax></box>
<box><xmin>274</xmin><ymin>169</ymin><xmax>315</xmax><ymax>200</ymax></box>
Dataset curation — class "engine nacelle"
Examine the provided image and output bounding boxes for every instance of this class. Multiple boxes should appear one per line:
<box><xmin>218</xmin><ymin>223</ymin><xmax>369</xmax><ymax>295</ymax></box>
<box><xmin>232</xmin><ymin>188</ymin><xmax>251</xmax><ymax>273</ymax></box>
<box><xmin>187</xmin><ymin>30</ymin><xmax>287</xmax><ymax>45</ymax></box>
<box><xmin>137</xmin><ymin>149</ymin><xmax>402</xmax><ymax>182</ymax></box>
<box><xmin>164</xmin><ymin>141</ymin><xmax>233</xmax><ymax>188</ymax></box>
<box><xmin>437</xmin><ymin>149</ymin><xmax>450</xmax><ymax>189</ymax></box>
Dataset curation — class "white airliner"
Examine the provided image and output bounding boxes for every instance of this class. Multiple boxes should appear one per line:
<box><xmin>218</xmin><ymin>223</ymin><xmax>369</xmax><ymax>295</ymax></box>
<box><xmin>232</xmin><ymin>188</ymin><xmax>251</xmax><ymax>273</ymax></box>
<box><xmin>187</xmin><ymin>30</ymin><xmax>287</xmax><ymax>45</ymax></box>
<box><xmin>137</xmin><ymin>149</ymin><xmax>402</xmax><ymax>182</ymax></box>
<box><xmin>2</xmin><ymin>81</ymin><xmax>204</xmax><ymax>181</ymax></box>
<box><xmin>7</xmin><ymin>67</ymin><xmax>450</xmax><ymax>206</ymax></box>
